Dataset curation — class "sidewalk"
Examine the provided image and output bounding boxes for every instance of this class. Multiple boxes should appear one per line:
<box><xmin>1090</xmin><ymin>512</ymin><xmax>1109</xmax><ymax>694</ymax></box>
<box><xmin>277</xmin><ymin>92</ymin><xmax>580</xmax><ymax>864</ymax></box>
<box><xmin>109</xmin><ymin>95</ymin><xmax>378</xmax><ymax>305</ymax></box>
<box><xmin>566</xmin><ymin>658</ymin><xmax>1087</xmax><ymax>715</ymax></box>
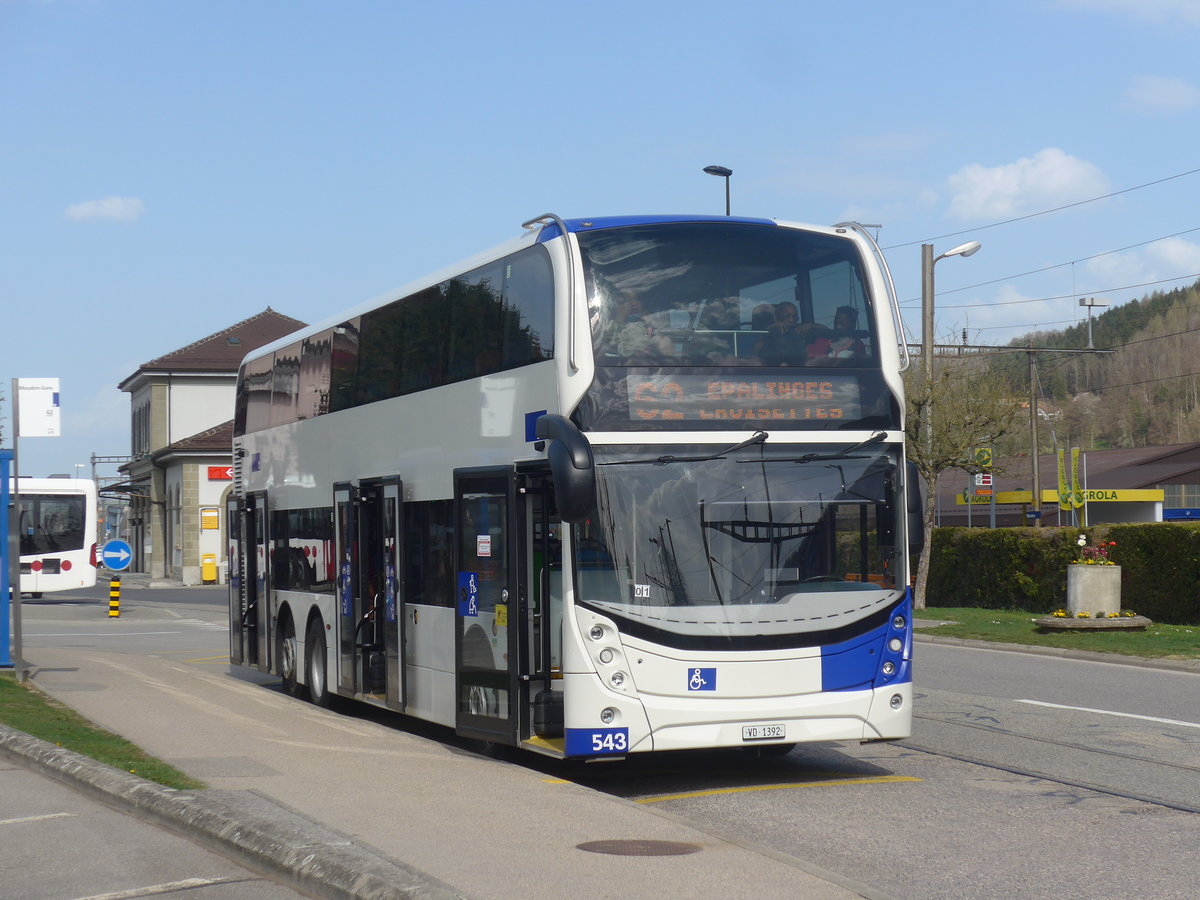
<box><xmin>5</xmin><ymin>644</ymin><xmax>871</xmax><ymax>900</ymax></box>
<box><xmin>101</xmin><ymin>570</ymin><xmax>213</xmax><ymax>590</ymax></box>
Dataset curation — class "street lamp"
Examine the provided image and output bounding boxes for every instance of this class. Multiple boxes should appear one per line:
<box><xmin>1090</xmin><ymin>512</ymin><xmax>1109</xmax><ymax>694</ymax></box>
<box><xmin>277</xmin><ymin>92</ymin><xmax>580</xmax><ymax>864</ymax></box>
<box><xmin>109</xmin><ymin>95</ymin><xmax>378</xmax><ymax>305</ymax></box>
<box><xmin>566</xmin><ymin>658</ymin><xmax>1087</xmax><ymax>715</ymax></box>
<box><xmin>1079</xmin><ymin>297</ymin><xmax>1108</xmax><ymax>350</ymax></box>
<box><xmin>703</xmin><ymin>165</ymin><xmax>733</xmax><ymax>215</ymax></box>
<box><xmin>919</xmin><ymin>240</ymin><xmax>981</xmax><ymax>524</ymax></box>
<box><xmin>920</xmin><ymin>240</ymin><xmax>981</xmax><ymax>387</ymax></box>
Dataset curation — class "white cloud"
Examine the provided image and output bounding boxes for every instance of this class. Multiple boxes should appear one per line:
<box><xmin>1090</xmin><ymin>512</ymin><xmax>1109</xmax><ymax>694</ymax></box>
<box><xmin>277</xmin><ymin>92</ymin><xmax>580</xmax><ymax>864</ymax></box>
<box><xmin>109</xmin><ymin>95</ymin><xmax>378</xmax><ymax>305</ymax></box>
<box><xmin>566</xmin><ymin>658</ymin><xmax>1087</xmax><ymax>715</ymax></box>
<box><xmin>64</xmin><ymin>196</ymin><xmax>145</xmax><ymax>222</ymax></box>
<box><xmin>945</xmin><ymin>149</ymin><xmax>1109</xmax><ymax>221</ymax></box>
<box><xmin>1148</xmin><ymin>237</ymin><xmax>1200</xmax><ymax>271</ymax></box>
<box><xmin>1056</xmin><ymin>0</ymin><xmax>1200</xmax><ymax>26</ymax></box>
<box><xmin>947</xmin><ymin>284</ymin><xmax>1071</xmax><ymax>345</ymax></box>
<box><xmin>1122</xmin><ymin>75</ymin><xmax>1200</xmax><ymax>114</ymax></box>
<box><xmin>1080</xmin><ymin>238</ymin><xmax>1200</xmax><ymax>297</ymax></box>
<box><xmin>1083</xmin><ymin>249</ymin><xmax>1148</xmax><ymax>289</ymax></box>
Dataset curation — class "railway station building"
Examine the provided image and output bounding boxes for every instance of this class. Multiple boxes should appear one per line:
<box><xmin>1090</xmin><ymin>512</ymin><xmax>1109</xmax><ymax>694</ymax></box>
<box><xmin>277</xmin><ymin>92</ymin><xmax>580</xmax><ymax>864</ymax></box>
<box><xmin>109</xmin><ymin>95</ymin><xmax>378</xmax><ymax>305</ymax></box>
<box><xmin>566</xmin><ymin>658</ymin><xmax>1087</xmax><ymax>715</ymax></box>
<box><xmin>114</xmin><ymin>309</ymin><xmax>305</xmax><ymax>583</ymax></box>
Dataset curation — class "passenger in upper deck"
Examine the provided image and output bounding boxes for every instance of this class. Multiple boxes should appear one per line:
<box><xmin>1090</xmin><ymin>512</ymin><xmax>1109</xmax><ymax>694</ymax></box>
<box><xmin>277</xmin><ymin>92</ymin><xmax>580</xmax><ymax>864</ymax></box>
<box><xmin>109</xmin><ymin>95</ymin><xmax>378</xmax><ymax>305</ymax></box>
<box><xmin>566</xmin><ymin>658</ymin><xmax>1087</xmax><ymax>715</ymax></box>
<box><xmin>805</xmin><ymin>306</ymin><xmax>866</xmax><ymax>364</ymax></box>
<box><xmin>756</xmin><ymin>301</ymin><xmax>826</xmax><ymax>366</ymax></box>
<box><xmin>606</xmin><ymin>291</ymin><xmax>672</xmax><ymax>362</ymax></box>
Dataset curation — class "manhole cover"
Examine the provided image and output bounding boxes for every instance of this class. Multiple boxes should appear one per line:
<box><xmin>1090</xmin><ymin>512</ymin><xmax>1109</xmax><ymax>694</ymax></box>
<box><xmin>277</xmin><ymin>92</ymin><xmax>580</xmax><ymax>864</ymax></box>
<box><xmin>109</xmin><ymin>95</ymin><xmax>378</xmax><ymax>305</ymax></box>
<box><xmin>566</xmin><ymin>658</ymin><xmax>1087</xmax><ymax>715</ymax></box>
<box><xmin>576</xmin><ymin>839</ymin><xmax>702</xmax><ymax>857</ymax></box>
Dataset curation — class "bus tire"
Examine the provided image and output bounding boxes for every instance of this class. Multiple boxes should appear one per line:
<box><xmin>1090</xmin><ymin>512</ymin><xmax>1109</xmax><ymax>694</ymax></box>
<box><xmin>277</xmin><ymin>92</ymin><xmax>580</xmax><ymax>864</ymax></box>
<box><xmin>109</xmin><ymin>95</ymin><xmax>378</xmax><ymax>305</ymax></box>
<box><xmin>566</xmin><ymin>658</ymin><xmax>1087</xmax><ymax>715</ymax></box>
<box><xmin>278</xmin><ymin>614</ymin><xmax>302</xmax><ymax>698</ymax></box>
<box><xmin>305</xmin><ymin>620</ymin><xmax>332</xmax><ymax>708</ymax></box>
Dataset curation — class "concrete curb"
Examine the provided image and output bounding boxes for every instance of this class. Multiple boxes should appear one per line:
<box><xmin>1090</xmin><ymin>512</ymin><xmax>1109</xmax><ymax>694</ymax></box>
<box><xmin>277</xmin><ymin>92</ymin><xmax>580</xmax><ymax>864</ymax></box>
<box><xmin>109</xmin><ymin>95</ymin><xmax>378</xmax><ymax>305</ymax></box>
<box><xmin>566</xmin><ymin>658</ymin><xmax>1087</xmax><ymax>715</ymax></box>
<box><xmin>0</xmin><ymin>725</ymin><xmax>463</xmax><ymax>900</ymax></box>
<box><xmin>914</xmin><ymin>632</ymin><xmax>1200</xmax><ymax>673</ymax></box>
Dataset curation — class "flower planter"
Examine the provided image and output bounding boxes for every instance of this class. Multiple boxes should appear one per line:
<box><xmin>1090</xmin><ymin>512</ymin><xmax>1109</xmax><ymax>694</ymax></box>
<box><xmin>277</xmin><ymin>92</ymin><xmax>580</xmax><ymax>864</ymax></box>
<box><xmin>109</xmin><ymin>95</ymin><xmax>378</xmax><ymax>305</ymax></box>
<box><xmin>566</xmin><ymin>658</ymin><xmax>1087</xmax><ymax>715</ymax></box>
<box><xmin>1066</xmin><ymin>564</ymin><xmax>1121</xmax><ymax>616</ymax></box>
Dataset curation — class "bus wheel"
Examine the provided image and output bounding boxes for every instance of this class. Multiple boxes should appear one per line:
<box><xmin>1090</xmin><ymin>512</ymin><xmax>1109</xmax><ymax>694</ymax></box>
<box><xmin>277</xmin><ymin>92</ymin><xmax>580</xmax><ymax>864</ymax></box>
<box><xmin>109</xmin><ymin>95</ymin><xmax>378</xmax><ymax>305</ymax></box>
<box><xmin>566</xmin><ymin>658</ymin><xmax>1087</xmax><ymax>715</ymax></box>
<box><xmin>305</xmin><ymin>621</ymin><xmax>332</xmax><ymax>708</ymax></box>
<box><xmin>278</xmin><ymin>617</ymin><xmax>301</xmax><ymax>698</ymax></box>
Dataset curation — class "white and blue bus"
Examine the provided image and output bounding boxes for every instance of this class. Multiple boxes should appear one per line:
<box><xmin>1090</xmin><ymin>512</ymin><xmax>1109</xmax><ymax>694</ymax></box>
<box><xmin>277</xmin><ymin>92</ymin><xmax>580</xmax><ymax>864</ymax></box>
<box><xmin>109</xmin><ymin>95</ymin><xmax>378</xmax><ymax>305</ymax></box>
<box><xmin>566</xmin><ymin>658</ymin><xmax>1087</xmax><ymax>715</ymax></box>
<box><xmin>15</xmin><ymin>476</ymin><xmax>99</xmax><ymax>597</ymax></box>
<box><xmin>229</xmin><ymin>214</ymin><xmax>920</xmax><ymax>758</ymax></box>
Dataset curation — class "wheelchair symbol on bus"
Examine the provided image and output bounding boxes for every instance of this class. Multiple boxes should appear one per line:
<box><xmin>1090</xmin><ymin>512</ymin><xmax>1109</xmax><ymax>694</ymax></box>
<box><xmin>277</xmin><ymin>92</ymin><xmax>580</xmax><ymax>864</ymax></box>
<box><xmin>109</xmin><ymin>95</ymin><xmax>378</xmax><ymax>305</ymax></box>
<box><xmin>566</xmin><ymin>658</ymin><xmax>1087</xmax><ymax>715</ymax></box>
<box><xmin>457</xmin><ymin>571</ymin><xmax>479</xmax><ymax>617</ymax></box>
<box><xmin>688</xmin><ymin>667</ymin><xmax>716</xmax><ymax>691</ymax></box>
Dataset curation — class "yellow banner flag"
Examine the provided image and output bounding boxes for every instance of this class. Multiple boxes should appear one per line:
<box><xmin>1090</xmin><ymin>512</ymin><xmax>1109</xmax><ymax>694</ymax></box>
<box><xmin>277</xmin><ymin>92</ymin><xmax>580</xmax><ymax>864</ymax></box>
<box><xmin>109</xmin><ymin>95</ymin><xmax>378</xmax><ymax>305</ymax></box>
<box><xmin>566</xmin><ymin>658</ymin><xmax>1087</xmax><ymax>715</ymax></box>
<box><xmin>1057</xmin><ymin>450</ymin><xmax>1071</xmax><ymax>510</ymax></box>
<box><xmin>1071</xmin><ymin>447</ymin><xmax>1085</xmax><ymax>509</ymax></box>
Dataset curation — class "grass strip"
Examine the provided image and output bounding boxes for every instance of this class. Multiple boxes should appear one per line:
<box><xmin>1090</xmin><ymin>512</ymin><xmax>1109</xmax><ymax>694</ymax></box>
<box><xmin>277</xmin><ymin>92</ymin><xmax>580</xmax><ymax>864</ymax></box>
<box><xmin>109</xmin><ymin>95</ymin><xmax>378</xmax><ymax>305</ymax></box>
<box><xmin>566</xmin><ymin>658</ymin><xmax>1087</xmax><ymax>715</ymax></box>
<box><xmin>917</xmin><ymin>606</ymin><xmax>1200</xmax><ymax>659</ymax></box>
<box><xmin>0</xmin><ymin>672</ymin><xmax>205</xmax><ymax>790</ymax></box>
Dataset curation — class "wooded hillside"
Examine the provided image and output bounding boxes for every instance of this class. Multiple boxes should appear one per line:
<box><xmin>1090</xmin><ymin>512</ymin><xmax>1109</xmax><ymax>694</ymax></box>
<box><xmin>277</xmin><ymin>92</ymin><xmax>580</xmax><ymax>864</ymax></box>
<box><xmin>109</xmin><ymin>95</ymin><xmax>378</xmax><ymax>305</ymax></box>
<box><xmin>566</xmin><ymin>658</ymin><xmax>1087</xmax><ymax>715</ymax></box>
<box><xmin>985</xmin><ymin>277</ymin><xmax>1200</xmax><ymax>454</ymax></box>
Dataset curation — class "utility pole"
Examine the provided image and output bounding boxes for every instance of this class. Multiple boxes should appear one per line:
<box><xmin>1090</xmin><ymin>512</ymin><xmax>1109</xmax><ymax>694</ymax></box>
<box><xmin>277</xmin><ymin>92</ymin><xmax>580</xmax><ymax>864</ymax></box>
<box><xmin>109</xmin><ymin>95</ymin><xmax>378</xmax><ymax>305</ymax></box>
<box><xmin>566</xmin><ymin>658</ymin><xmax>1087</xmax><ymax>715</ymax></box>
<box><xmin>1028</xmin><ymin>346</ymin><xmax>1041</xmax><ymax>527</ymax></box>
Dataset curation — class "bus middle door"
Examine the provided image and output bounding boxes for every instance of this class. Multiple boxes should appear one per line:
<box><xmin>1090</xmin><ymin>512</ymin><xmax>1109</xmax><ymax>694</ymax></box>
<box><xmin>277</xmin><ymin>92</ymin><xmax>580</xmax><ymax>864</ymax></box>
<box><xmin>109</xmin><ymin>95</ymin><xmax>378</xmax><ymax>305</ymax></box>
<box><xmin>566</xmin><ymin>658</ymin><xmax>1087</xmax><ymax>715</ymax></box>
<box><xmin>454</xmin><ymin>468</ymin><xmax>518</xmax><ymax>745</ymax></box>
<box><xmin>336</xmin><ymin>480</ymin><xmax>403</xmax><ymax>704</ymax></box>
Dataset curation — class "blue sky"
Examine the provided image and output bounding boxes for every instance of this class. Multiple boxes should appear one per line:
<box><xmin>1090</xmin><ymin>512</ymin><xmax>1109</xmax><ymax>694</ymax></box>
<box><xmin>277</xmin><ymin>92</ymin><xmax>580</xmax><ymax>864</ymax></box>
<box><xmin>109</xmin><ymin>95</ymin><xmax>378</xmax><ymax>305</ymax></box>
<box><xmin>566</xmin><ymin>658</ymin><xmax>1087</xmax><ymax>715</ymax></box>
<box><xmin>3</xmin><ymin>0</ymin><xmax>1200</xmax><ymax>477</ymax></box>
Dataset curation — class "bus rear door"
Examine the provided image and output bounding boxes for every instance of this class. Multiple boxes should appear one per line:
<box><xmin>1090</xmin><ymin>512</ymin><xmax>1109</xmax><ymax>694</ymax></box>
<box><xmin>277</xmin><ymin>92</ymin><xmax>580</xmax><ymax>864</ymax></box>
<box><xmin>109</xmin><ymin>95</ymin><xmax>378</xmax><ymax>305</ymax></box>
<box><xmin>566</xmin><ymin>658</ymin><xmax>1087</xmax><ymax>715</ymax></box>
<box><xmin>229</xmin><ymin>492</ymin><xmax>268</xmax><ymax>669</ymax></box>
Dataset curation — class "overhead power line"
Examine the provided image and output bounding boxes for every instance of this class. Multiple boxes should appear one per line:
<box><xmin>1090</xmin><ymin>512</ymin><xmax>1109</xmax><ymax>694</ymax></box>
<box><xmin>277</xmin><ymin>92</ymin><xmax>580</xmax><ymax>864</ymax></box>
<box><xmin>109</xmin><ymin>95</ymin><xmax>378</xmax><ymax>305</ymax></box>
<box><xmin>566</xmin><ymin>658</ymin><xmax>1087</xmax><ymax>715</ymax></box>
<box><xmin>884</xmin><ymin>165</ymin><xmax>1200</xmax><ymax>250</ymax></box>
<box><xmin>910</xmin><ymin>272</ymin><xmax>1200</xmax><ymax>311</ymax></box>
<box><xmin>935</xmin><ymin>225</ymin><xmax>1200</xmax><ymax>297</ymax></box>
<box><xmin>1100</xmin><ymin>369</ymin><xmax>1200</xmax><ymax>392</ymax></box>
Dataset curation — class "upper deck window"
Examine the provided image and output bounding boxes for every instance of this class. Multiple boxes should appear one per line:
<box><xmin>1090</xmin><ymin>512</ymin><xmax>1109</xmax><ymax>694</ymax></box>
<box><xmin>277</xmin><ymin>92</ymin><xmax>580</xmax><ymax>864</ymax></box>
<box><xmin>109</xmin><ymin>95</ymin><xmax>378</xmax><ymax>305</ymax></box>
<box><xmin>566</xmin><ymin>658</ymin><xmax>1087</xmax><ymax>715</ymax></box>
<box><xmin>235</xmin><ymin>243</ymin><xmax>554</xmax><ymax>435</ymax></box>
<box><xmin>579</xmin><ymin>223</ymin><xmax>874</xmax><ymax>368</ymax></box>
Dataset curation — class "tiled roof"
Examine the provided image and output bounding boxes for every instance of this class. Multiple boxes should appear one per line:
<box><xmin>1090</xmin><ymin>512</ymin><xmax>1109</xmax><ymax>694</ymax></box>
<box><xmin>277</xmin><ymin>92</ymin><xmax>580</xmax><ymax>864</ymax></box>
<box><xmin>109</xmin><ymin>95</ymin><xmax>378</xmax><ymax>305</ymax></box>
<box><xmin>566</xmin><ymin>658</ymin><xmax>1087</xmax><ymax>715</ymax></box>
<box><xmin>136</xmin><ymin>308</ymin><xmax>306</xmax><ymax>373</ymax></box>
<box><xmin>154</xmin><ymin>419</ymin><xmax>234</xmax><ymax>456</ymax></box>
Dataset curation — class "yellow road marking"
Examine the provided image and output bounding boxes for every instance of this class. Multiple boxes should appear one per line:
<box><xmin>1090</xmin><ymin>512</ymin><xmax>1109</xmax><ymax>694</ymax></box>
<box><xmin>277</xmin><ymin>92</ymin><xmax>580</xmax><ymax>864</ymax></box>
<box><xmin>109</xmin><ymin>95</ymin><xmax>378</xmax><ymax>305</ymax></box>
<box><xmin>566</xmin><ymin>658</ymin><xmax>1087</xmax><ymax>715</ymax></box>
<box><xmin>636</xmin><ymin>774</ymin><xmax>921</xmax><ymax>803</ymax></box>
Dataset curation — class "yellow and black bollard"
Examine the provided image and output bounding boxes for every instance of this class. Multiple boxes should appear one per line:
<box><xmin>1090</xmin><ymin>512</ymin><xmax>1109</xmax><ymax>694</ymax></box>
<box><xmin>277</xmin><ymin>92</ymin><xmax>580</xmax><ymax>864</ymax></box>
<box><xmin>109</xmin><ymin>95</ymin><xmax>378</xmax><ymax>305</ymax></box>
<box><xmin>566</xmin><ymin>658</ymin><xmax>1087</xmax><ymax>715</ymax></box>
<box><xmin>108</xmin><ymin>577</ymin><xmax>121</xmax><ymax>617</ymax></box>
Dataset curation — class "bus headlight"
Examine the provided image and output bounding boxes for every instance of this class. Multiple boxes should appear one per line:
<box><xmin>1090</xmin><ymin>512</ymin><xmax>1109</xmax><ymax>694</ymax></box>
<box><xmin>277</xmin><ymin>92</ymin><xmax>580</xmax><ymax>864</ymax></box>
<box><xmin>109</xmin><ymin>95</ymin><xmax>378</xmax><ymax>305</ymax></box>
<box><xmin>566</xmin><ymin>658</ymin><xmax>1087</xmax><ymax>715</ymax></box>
<box><xmin>600</xmin><ymin>707</ymin><xmax>617</xmax><ymax>724</ymax></box>
<box><xmin>599</xmin><ymin>648</ymin><xmax>614</xmax><ymax>664</ymax></box>
<box><xmin>888</xmin><ymin>637</ymin><xmax>903</xmax><ymax>652</ymax></box>
<box><xmin>589</xmin><ymin>625</ymin><xmax>605</xmax><ymax>641</ymax></box>
<box><xmin>881</xmin><ymin>661</ymin><xmax>896</xmax><ymax>676</ymax></box>
<box><xmin>890</xmin><ymin>694</ymin><xmax>904</xmax><ymax>710</ymax></box>
<box><xmin>893</xmin><ymin>615</ymin><xmax>906</xmax><ymax>630</ymax></box>
<box><xmin>610</xmin><ymin>671</ymin><xmax>626</xmax><ymax>688</ymax></box>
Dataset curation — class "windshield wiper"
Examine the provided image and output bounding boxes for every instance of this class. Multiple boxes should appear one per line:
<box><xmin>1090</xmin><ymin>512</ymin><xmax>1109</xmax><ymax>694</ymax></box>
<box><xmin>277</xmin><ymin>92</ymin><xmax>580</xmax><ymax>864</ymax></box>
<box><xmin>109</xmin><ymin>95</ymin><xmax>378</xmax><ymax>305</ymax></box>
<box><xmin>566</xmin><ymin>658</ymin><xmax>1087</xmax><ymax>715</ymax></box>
<box><xmin>655</xmin><ymin>430</ymin><xmax>768</xmax><ymax>465</ymax></box>
<box><xmin>737</xmin><ymin>430</ymin><xmax>887</xmax><ymax>464</ymax></box>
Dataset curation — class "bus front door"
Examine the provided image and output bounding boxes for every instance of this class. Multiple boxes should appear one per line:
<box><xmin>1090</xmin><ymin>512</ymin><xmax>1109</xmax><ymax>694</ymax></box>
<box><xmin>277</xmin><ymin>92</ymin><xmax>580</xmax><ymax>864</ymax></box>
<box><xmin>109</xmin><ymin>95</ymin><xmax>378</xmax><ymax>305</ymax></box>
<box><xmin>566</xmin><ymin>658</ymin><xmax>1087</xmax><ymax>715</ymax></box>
<box><xmin>518</xmin><ymin>469</ymin><xmax>563</xmax><ymax>748</ymax></box>
<box><xmin>335</xmin><ymin>480</ymin><xmax>404</xmax><ymax>705</ymax></box>
<box><xmin>454</xmin><ymin>469</ymin><xmax>518</xmax><ymax>745</ymax></box>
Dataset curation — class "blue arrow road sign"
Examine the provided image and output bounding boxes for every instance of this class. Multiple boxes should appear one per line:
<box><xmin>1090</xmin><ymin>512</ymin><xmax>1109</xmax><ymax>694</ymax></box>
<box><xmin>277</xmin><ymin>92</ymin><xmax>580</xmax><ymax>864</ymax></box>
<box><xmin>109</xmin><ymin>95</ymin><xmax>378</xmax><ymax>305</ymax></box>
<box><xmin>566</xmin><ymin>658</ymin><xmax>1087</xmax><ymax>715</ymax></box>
<box><xmin>101</xmin><ymin>539</ymin><xmax>133</xmax><ymax>571</ymax></box>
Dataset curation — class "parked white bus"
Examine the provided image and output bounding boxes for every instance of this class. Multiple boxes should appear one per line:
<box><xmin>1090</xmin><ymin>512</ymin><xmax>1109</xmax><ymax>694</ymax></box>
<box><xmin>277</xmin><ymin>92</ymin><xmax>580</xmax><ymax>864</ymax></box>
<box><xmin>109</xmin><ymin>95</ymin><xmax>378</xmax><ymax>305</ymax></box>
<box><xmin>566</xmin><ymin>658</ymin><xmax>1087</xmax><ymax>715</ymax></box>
<box><xmin>229</xmin><ymin>214</ymin><xmax>920</xmax><ymax>758</ymax></box>
<box><xmin>15</xmin><ymin>477</ymin><xmax>98</xmax><ymax>596</ymax></box>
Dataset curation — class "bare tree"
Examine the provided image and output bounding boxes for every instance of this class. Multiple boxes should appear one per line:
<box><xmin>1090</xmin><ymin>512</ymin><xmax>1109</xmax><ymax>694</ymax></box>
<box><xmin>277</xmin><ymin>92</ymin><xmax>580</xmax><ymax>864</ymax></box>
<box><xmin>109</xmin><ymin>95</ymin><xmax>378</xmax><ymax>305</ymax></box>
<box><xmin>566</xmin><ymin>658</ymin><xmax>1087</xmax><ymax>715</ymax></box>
<box><xmin>905</xmin><ymin>355</ymin><xmax>1023</xmax><ymax>608</ymax></box>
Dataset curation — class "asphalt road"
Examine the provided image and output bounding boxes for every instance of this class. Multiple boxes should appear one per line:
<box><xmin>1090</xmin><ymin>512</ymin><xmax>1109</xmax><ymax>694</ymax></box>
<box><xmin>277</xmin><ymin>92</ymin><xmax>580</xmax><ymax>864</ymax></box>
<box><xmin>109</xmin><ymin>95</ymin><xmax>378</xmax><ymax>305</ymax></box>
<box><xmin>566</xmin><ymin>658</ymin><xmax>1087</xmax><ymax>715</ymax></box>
<box><xmin>9</xmin><ymin>585</ymin><xmax>1200</xmax><ymax>899</ymax></box>
<box><xmin>2</xmin><ymin>745</ymin><xmax>314</xmax><ymax>900</ymax></box>
<box><xmin>564</xmin><ymin>642</ymin><xmax>1200</xmax><ymax>898</ymax></box>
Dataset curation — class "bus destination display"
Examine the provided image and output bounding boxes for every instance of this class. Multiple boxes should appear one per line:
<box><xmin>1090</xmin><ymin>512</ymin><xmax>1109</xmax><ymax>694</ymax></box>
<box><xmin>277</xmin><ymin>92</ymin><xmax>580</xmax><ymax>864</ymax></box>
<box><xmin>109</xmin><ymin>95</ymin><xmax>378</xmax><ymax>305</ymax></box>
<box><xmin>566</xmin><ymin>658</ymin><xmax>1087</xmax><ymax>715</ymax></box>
<box><xmin>626</xmin><ymin>373</ymin><xmax>862</xmax><ymax>423</ymax></box>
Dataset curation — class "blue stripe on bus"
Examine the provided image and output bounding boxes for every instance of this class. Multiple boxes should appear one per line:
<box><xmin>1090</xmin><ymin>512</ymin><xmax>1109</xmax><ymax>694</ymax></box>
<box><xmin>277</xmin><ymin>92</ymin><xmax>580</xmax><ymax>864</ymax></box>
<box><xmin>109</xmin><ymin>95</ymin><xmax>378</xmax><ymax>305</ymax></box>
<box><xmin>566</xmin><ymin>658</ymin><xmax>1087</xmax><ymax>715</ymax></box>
<box><xmin>533</xmin><ymin>215</ymin><xmax>779</xmax><ymax>243</ymax></box>
<box><xmin>820</xmin><ymin>591</ymin><xmax>913</xmax><ymax>692</ymax></box>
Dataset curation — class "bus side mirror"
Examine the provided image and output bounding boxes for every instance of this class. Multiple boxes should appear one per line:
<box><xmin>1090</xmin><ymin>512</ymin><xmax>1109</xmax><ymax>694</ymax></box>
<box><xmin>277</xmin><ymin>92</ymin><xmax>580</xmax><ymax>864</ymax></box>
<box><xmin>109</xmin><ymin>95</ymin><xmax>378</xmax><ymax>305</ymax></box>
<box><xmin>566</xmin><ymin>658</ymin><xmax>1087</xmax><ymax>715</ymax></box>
<box><xmin>536</xmin><ymin>414</ymin><xmax>595</xmax><ymax>524</ymax></box>
<box><xmin>906</xmin><ymin>461</ymin><xmax>925</xmax><ymax>555</ymax></box>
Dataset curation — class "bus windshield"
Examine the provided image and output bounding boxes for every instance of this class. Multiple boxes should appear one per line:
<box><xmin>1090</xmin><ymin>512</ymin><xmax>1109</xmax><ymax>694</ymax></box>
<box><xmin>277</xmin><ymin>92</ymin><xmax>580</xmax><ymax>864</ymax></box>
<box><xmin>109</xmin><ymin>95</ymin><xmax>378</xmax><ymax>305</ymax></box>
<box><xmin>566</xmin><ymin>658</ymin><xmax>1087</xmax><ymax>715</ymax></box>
<box><xmin>575</xmin><ymin>443</ymin><xmax>902</xmax><ymax>648</ymax></box>
<box><xmin>580</xmin><ymin>222</ymin><xmax>875</xmax><ymax>368</ymax></box>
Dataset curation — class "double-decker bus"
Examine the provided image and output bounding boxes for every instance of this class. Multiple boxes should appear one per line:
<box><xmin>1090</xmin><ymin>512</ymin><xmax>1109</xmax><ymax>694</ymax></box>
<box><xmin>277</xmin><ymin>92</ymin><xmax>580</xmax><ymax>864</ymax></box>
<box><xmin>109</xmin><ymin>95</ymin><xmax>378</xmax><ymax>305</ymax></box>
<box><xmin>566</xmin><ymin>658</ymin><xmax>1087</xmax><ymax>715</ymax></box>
<box><xmin>229</xmin><ymin>214</ymin><xmax>920</xmax><ymax>758</ymax></box>
<box><xmin>15</xmin><ymin>477</ymin><xmax>99</xmax><ymax>596</ymax></box>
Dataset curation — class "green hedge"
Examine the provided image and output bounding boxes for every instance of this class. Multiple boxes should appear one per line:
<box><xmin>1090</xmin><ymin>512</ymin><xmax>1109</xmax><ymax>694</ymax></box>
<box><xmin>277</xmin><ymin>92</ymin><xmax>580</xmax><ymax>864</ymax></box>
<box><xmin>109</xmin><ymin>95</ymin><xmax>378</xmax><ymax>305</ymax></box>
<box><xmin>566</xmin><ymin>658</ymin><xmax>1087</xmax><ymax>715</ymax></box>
<box><xmin>926</xmin><ymin>523</ymin><xmax>1200</xmax><ymax>625</ymax></box>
